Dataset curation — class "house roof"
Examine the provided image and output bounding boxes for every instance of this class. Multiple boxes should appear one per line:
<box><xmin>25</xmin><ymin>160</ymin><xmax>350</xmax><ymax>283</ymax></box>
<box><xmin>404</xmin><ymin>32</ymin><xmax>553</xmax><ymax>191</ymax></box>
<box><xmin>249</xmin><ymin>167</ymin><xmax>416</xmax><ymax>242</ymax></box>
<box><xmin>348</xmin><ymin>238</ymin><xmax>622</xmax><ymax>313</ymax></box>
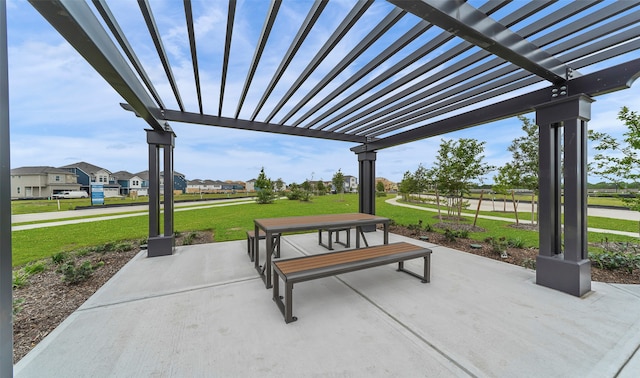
<box><xmin>29</xmin><ymin>1</ymin><xmax>640</xmax><ymax>151</ymax></box>
<box><xmin>112</xmin><ymin>170</ymin><xmax>136</xmax><ymax>180</ymax></box>
<box><xmin>11</xmin><ymin>166</ymin><xmax>74</xmax><ymax>175</ymax></box>
<box><xmin>59</xmin><ymin>161</ymin><xmax>111</xmax><ymax>175</ymax></box>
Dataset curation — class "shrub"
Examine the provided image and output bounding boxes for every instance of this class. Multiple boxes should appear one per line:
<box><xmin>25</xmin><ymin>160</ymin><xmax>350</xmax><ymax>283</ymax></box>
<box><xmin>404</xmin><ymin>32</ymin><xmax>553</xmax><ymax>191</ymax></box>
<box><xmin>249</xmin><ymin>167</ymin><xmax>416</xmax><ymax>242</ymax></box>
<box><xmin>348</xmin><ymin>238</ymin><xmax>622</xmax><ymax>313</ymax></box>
<box><xmin>60</xmin><ymin>260</ymin><xmax>104</xmax><ymax>284</ymax></box>
<box><xmin>485</xmin><ymin>236</ymin><xmax>508</xmax><ymax>258</ymax></box>
<box><xmin>182</xmin><ymin>232</ymin><xmax>198</xmax><ymax>246</ymax></box>
<box><xmin>444</xmin><ymin>228</ymin><xmax>469</xmax><ymax>242</ymax></box>
<box><xmin>23</xmin><ymin>262</ymin><xmax>46</xmax><ymax>275</ymax></box>
<box><xmin>51</xmin><ymin>252</ymin><xmax>68</xmax><ymax>265</ymax></box>
<box><xmin>12</xmin><ymin>271</ymin><xmax>29</xmax><ymax>289</ymax></box>
<box><xmin>589</xmin><ymin>251</ymin><xmax>640</xmax><ymax>273</ymax></box>
<box><xmin>507</xmin><ymin>237</ymin><xmax>526</xmax><ymax>249</ymax></box>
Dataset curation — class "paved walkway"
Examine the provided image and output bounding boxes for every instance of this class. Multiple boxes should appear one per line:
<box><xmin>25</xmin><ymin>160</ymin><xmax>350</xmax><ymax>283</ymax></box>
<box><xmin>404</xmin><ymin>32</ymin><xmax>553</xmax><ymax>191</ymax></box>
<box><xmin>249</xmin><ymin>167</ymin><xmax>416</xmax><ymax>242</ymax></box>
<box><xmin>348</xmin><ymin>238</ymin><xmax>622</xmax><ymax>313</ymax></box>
<box><xmin>11</xmin><ymin>198</ymin><xmax>255</xmax><ymax>231</ymax></box>
<box><xmin>13</xmin><ymin>231</ymin><xmax>640</xmax><ymax>377</ymax></box>
<box><xmin>386</xmin><ymin>196</ymin><xmax>640</xmax><ymax>238</ymax></box>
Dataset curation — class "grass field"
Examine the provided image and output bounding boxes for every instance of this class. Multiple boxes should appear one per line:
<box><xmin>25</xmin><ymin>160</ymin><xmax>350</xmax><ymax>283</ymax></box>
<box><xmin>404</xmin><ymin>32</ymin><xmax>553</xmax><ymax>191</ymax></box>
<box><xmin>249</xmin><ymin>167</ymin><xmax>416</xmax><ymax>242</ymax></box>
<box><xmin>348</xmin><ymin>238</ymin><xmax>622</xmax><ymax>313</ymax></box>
<box><xmin>11</xmin><ymin>193</ymin><xmax>639</xmax><ymax>267</ymax></box>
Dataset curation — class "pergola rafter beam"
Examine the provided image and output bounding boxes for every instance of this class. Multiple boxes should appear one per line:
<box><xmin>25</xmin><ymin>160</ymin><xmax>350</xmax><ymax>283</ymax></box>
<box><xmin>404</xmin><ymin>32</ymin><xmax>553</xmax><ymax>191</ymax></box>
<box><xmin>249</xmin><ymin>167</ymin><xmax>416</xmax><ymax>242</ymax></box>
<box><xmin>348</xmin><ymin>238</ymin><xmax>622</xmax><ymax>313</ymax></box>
<box><xmin>323</xmin><ymin>0</ymin><xmax>596</xmax><ymax>133</ymax></box>
<box><xmin>235</xmin><ymin>0</ymin><xmax>282</xmax><ymax>118</ymax></box>
<box><xmin>184</xmin><ymin>0</ymin><xmax>203</xmax><ymax>114</ymax></box>
<box><xmin>219</xmin><ymin>0</ymin><xmax>236</xmax><ymax>117</ymax></box>
<box><xmin>92</xmin><ymin>0</ymin><xmax>165</xmax><ymax>110</ymax></box>
<box><xmin>265</xmin><ymin>0</ymin><xmax>373</xmax><ymax>123</ymax></box>
<box><xmin>133</xmin><ymin>107</ymin><xmax>369</xmax><ymax>144</ymax></box>
<box><xmin>353</xmin><ymin>58</ymin><xmax>640</xmax><ymax>152</ymax></box>
<box><xmin>28</xmin><ymin>0</ymin><xmax>164</xmax><ymax>131</ymax></box>
<box><xmin>388</xmin><ymin>0</ymin><xmax>571</xmax><ymax>85</ymax></box>
<box><xmin>360</xmin><ymin>19</ymin><xmax>640</xmax><ymax>138</ymax></box>
<box><xmin>250</xmin><ymin>0</ymin><xmax>327</xmax><ymax>121</ymax></box>
<box><xmin>138</xmin><ymin>0</ymin><xmax>185</xmax><ymax>112</ymax></box>
<box><xmin>285</xmin><ymin>6</ymin><xmax>407</xmax><ymax>126</ymax></box>
<box><xmin>305</xmin><ymin>0</ymin><xmax>507</xmax><ymax>130</ymax></box>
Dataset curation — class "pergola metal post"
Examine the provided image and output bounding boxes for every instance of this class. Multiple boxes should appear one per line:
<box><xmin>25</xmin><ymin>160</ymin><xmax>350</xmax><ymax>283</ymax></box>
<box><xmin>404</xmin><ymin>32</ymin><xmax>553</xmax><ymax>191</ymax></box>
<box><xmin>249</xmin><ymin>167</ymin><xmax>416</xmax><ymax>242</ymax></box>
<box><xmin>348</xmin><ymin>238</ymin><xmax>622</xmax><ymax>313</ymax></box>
<box><xmin>0</xmin><ymin>0</ymin><xmax>12</xmax><ymax>375</ymax></box>
<box><xmin>357</xmin><ymin>150</ymin><xmax>377</xmax><ymax>231</ymax></box>
<box><xmin>535</xmin><ymin>94</ymin><xmax>593</xmax><ymax>297</ymax></box>
<box><xmin>146</xmin><ymin>129</ymin><xmax>175</xmax><ymax>257</ymax></box>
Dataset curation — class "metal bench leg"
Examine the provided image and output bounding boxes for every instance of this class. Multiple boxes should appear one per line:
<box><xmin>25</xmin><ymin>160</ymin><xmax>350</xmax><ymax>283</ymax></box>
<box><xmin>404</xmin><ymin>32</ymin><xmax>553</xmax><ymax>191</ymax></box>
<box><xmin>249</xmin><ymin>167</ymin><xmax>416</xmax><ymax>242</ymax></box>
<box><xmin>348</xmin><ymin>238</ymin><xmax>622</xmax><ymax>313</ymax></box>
<box><xmin>397</xmin><ymin>256</ymin><xmax>431</xmax><ymax>283</ymax></box>
<box><xmin>285</xmin><ymin>281</ymin><xmax>296</xmax><ymax>323</ymax></box>
<box><xmin>247</xmin><ymin>234</ymin><xmax>255</xmax><ymax>262</ymax></box>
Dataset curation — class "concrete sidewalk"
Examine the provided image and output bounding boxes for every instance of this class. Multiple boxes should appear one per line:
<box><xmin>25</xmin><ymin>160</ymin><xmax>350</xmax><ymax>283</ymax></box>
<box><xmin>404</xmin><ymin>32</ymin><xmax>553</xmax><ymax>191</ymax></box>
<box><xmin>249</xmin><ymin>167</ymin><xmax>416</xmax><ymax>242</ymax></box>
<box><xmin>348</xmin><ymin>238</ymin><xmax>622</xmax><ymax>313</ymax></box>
<box><xmin>14</xmin><ymin>231</ymin><xmax>640</xmax><ymax>377</ymax></box>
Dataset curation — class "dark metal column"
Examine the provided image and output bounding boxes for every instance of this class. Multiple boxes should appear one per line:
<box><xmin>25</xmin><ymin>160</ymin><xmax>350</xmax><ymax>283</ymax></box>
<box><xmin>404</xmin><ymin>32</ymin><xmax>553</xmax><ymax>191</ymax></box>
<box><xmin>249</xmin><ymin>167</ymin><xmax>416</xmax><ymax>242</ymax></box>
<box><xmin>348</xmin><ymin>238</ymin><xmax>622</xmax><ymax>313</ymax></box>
<box><xmin>535</xmin><ymin>94</ymin><xmax>593</xmax><ymax>297</ymax></box>
<box><xmin>0</xmin><ymin>1</ymin><xmax>13</xmax><ymax>374</ymax></box>
<box><xmin>357</xmin><ymin>151</ymin><xmax>377</xmax><ymax>227</ymax></box>
<box><xmin>146</xmin><ymin>129</ymin><xmax>175</xmax><ymax>257</ymax></box>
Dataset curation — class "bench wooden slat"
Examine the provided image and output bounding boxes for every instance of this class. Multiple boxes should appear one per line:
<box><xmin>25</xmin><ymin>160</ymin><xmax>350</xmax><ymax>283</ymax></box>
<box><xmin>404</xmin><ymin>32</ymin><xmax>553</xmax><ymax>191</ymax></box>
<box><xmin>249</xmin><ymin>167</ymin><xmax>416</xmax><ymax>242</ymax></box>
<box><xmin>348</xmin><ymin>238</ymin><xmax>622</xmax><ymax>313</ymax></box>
<box><xmin>276</xmin><ymin>242</ymin><xmax>423</xmax><ymax>275</ymax></box>
<box><xmin>271</xmin><ymin>241</ymin><xmax>432</xmax><ymax>323</ymax></box>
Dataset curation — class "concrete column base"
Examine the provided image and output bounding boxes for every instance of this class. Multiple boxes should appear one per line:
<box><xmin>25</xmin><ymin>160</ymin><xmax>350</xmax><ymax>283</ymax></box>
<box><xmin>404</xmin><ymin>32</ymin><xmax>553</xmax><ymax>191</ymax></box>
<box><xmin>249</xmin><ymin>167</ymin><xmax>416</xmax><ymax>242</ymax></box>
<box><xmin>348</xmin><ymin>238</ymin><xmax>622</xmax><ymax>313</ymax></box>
<box><xmin>147</xmin><ymin>235</ymin><xmax>175</xmax><ymax>257</ymax></box>
<box><xmin>536</xmin><ymin>254</ymin><xmax>591</xmax><ymax>297</ymax></box>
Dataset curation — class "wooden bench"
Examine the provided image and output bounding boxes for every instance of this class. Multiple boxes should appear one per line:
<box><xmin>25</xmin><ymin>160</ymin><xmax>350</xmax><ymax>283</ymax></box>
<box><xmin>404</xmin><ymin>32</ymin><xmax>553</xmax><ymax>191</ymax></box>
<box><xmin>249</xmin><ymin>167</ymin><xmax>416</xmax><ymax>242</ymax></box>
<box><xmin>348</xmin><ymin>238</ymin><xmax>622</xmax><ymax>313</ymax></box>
<box><xmin>246</xmin><ymin>230</ymin><xmax>280</xmax><ymax>262</ymax></box>
<box><xmin>272</xmin><ymin>242</ymin><xmax>432</xmax><ymax>323</ymax></box>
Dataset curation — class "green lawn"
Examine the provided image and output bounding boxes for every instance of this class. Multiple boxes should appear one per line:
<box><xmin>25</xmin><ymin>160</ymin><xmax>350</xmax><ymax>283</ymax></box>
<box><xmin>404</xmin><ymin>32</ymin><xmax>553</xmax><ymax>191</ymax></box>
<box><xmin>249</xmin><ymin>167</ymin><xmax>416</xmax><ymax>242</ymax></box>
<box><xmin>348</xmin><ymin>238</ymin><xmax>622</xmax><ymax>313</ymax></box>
<box><xmin>11</xmin><ymin>193</ymin><xmax>640</xmax><ymax>267</ymax></box>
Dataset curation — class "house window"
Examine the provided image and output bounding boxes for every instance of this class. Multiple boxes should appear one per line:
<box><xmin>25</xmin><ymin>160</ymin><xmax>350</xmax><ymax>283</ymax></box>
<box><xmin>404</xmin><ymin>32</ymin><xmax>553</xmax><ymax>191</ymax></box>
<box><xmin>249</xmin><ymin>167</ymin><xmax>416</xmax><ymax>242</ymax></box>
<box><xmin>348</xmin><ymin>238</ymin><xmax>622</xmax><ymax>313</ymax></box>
<box><xmin>133</xmin><ymin>180</ymin><xmax>139</xmax><ymax>186</ymax></box>
<box><xmin>17</xmin><ymin>187</ymin><xmax>20</xmax><ymax>194</ymax></box>
<box><xmin>55</xmin><ymin>175</ymin><xmax>60</xmax><ymax>182</ymax></box>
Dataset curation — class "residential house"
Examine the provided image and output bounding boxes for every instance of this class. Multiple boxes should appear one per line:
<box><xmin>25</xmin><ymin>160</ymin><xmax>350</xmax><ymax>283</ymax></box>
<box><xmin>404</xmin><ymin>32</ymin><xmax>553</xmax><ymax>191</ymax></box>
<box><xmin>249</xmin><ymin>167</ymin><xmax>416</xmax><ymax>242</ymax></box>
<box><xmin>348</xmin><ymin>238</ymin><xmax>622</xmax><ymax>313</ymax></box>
<box><xmin>113</xmin><ymin>171</ymin><xmax>147</xmax><ymax>196</ymax></box>
<box><xmin>344</xmin><ymin>175</ymin><xmax>358</xmax><ymax>192</ymax></box>
<box><xmin>59</xmin><ymin>161</ymin><xmax>121</xmax><ymax>197</ymax></box>
<box><xmin>245</xmin><ymin>179</ymin><xmax>256</xmax><ymax>192</ymax></box>
<box><xmin>10</xmin><ymin>166</ymin><xmax>81</xmax><ymax>199</ymax></box>
<box><xmin>186</xmin><ymin>179</ymin><xmax>204</xmax><ymax>193</ymax></box>
<box><xmin>160</xmin><ymin>171</ymin><xmax>187</xmax><ymax>194</ymax></box>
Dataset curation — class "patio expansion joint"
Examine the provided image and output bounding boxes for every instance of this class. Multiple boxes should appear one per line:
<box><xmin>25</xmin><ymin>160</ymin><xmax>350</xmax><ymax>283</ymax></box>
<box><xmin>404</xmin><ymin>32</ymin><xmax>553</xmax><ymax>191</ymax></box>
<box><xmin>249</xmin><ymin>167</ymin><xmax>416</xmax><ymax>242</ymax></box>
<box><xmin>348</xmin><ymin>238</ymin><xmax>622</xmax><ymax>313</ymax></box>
<box><xmin>77</xmin><ymin>276</ymin><xmax>260</xmax><ymax>313</ymax></box>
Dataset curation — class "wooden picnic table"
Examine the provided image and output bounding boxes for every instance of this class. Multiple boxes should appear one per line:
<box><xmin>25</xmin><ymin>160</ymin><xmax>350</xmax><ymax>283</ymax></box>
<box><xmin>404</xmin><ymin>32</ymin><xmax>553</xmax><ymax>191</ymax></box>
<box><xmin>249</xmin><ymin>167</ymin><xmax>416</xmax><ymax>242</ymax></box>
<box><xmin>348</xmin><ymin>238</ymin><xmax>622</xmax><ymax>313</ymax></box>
<box><xmin>253</xmin><ymin>213</ymin><xmax>390</xmax><ymax>289</ymax></box>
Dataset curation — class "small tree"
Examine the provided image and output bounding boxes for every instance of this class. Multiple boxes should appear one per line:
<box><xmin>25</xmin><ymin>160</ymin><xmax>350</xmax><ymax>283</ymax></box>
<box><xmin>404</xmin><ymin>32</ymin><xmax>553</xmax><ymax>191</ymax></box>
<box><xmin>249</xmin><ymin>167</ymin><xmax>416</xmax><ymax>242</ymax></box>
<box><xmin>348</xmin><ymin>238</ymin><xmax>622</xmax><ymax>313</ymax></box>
<box><xmin>254</xmin><ymin>167</ymin><xmax>275</xmax><ymax>204</ymax></box>
<box><xmin>589</xmin><ymin>107</ymin><xmax>640</xmax><ymax>231</ymax></box>
<box><xmin>316</xmin><ymin>180</ymin><xmax>326</xmax><ymax>195</ymax></box>
<box><xmin>398</xmin><ymin>170</ymin><xmax>417</xmax><ymax>200</ymax></box>
<box><xmin>332</xmin><ymin>169</ymin><xmax>345</xmax><ymax>199</ymax></box>
<box><xmin>432</xmin><ymin>138</ymin><xmax>494</xmax><ymax>219</ymax></box>
<box><xmin>376</xmin><ymin>180</ymin><xmax>386</xmax><ymax>197</ymax></box>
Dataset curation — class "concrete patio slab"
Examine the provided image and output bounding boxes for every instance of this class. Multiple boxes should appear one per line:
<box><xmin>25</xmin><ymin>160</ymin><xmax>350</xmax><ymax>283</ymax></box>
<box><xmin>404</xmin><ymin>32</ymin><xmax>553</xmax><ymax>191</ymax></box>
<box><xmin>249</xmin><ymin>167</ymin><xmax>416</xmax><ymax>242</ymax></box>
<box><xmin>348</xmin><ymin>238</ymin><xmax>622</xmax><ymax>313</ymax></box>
<box><xmin>14</xmin><ymin>231</ymin><xmax>640</xmax><ymax>377</ymax></box>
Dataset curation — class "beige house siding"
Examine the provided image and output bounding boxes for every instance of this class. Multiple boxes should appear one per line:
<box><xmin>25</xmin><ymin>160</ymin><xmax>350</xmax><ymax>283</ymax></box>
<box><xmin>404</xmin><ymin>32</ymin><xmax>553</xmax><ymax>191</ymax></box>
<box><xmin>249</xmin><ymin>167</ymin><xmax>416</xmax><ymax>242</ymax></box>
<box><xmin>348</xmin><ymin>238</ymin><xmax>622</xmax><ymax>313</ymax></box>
<box><xmin>11</xmin><ymin>168</ymin><xmax>80</xmax><ymax>199</ymax></box>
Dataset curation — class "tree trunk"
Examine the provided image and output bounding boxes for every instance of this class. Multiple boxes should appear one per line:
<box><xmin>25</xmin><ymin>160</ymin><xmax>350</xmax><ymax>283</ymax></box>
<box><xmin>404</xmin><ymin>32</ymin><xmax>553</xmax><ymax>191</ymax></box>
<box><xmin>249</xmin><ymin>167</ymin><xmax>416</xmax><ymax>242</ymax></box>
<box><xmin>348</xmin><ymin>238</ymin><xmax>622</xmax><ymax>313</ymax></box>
<box><xmin>511</xmin><ymin>190</ymin><xmax>519</xmax><ymax>225</ymax></box>
<box><xmin>435</xmin><ymin>189</ymin><xmax>443</xmax><ymax>223</ymax></box>
<box><xmin>473</xmin><ymin>190</ymin><xmax>484</xmax><ymax>227</ymax></box>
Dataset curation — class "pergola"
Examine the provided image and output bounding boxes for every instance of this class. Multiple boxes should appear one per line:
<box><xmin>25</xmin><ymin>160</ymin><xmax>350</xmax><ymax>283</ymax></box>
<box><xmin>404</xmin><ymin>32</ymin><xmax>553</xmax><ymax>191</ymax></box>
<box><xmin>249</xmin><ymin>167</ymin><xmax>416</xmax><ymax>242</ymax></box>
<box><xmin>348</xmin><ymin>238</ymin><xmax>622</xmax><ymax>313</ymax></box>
<box><xmin>2</xmin><ymin>0</ymin><xmax>640</xmax><ymax>373</ymax></box>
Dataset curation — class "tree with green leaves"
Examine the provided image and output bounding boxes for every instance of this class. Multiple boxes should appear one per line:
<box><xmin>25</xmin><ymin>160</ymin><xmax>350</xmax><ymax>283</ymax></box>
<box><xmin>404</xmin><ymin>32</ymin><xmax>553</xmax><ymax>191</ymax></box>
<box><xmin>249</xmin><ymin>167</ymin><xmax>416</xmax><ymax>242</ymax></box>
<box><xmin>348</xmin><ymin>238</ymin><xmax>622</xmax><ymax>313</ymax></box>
<box><xmin>432</xmin><ymin>138</ymin><xmax>494</xmax><ymax>218</ymax></box>
<box><xmin>494</xmin><ymin>115</ymin><xmax>540</xmax><ymax>224</ymax></box>
<box><xmin>332</xmin><ymin>169</ymin><xmax>345</xmax><ymax>197</ymax></box>
<box><xmin>398</xmin><ymin>170</ymin><xmax>417</xmax><ymax>200</ymax></box>
<box><xmin>589</xmin><ymin>107</ymin><xmax>640</xmax><ymax>217</ymax></box>
<box><xmin>254</xmin><ymin>167</ymin><xmax>275</xmax><ymax>204</ymax></box>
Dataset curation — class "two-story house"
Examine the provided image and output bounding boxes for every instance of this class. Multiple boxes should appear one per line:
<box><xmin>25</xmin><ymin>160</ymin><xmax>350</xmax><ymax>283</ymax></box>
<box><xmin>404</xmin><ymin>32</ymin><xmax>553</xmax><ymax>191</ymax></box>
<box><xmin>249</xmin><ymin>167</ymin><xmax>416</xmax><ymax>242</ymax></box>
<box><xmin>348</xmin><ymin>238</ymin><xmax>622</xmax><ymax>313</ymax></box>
<box><xmin>113</xmin><ymin>171</ymin><xmax>146</xmax><ymax>196</ymax></box>
<box><xmin>10</xmin><ymin>166</ymin><xmax>81</xmax><ymax>199</ymax></box>
<box><xmin>60</xmin><ymin>161</ymin><xmax>121</xmax><ymax>197</ymax></box>
<box><xmin>344</xmin><ymin>175</ymin><xmax>358</xmax><ymax>193</ymax></box>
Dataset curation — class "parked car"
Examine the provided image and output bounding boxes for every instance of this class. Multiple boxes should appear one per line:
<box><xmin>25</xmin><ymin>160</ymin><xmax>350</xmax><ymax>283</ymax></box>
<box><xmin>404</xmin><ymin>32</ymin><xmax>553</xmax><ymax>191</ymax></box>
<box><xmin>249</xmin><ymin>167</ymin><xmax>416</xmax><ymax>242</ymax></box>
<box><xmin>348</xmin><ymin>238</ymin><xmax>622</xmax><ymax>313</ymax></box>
<box><xmin>52</xmin><ymin>190</ymin><xmax>89</xmax><ymax>199</ymax></box>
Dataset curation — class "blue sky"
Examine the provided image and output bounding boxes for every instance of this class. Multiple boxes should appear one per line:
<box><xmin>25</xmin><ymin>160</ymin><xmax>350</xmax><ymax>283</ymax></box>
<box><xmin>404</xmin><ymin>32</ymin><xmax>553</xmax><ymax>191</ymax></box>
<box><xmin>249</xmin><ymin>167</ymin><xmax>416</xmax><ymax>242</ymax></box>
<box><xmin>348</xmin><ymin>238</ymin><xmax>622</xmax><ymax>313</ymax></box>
<box><xmin>5</xmin><ymin>0</ymin><xmax>640</xmax><ymax>185</ymax></box>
